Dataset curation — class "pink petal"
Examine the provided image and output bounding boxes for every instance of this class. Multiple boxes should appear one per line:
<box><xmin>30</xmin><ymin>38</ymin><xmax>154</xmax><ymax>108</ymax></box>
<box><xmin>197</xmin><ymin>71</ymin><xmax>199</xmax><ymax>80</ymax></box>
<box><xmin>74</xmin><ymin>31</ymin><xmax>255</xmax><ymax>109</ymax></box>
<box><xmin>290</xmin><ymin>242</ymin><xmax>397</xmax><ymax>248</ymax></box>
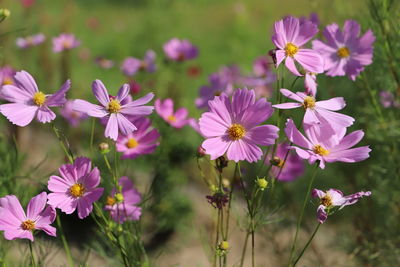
<box><xmin>207</xmin><ymin>94</ymin><xmax>232</xmax><ymax>125</ymax></box>
<box><xmin>27</xmin><ymin>192</ymin><xmax>47</xmax><ymax>220</ymax></box>
<box><xmin>272</xmin><ymin>20</ymin><xmax>287</xmax><ymax>49</ymax></box>
<box><xmin>199</xmin><ymin>112</ymin><xmax>229</xmax><ymax>137</ymax></box>
<box><xmin>273</xmin><ymin>102</ymin><xmax>302</xmax><ymax>109</ymax></box>
<box><xmin>116</xmin><ymin>84</ymin><xmax>130</xmax><ymax>102</ymax></box>
<box><xmin>0</xmin><ymin>84</ymin><xmax>33</xmax><ymax>103</ymax></box>
<box><xmin>311</xmin><ymin>189</ymin><xmax>325</xmax><ymax>199</ymax></box>
<box><xmin>295</xmin><ymin>20</ymin><xmax>319</xmax><ymax>46</ymax></box>
<box><xmin>246</xmin><ymin>125</ymin><xmax>279</xmax><ymax>146</ymax></box>
<box><xmin>46</xmin><ymin>80</ymin><xmax>71</xmax><ymax>107</ymax></box>
<box><xmin>240</xmin><ymin>97</ymin><xmax>274</xmax><ymax>128</ymax></box>
<box><xmin>315</xmin><ymin>108</ymin><xmax>354</xmax><ymax>129</ymax></box>
<box><xmin>117</xmin><ymin>113</ymin><xmax>137</xmax><ymax>136</ymax></box>
<box><xmin>326</xmin><ymin>146</ymin><xmax>371</xmax><ymax>163</ymax></box>
<box><xmin>36</xmin><ymin>106</ymin><xmax>56</xmax><ymax>123</ymax></box>
<box><xmin>74</xmin><ymin>157</ymin><xmax>92</xmax><ymax>179</ymax></box>
<box><xmin>4</xmin><ymin>229</ymin><xmax>34</xmax><ymax>241</ymax></box>
<box><xmin>283</xmin><ymin>16</ymin><xmax>300</xmax><ymax>43</ymax></box>
<box><xmin>294</xmin><ymin>49</ymin><xmax>324</xmax><ymax>74</ymax></box>
<box><xmin>201</xmin><ymin>136</ymin><xmax>231</xmax><ymax>160</ymax></box>
<box><xmin>0</xmin><ymin>103</ymin><xmax>37</xmax><ymax>126</ymax></box>
<box><xmin>92</xmin><ymin>80</ymin><xmax>110</xmax><ymax>107</ymax></box>
<box><xmin>73</xmin><ymin>100</ymin><xmax>108</xmax><ymax>118</ymax></box>
<box><xmin>48</xmin><ymin>176</ymin><xmax>71</xmax><ymax>193</ymax></box>
<box><xmin>226</xmin><ymin>139</ymin><xmax>262</xmax><ymax>163</ymax></box>
<box><xmin>2</xmin><ymin>195</ymin><xmax>26</xmax><ymax>221</ymax></box>
<box><xmin>275</xmin><ymin>50</ymin><xmax>286</xmax><ymax>67</ymax></box>
<box><xmin>334</xmin><ymin>130</ymin><xmax>364</xmax><ymax>151</ymax></box>
<box><xmin>285</xmin><ymin>56</ymin><xmax>302</xmax><ymax>76</ymax></box>
<box><xmin>315</xmin><ymin>97</ymin><xmax>346</xmax><ymax>111</ymax></box>
<box><xmin>120</xmin><ymin>105</ymin><xmax>154</xmax><ymax>116</ymax></box>
<box><xmin>284</xmin><ymin>119</ymin><xmax>313</xmax><ymax>149</ymax></box>
<box><xmin>14</xmin><ymin>70</ymin><xmax>38</xmax><ymax>95</ymax></box>
<box><xmin>231</xmin><ymin>89</ymin><xmax>255</xmax><ymax>119</ymax></box>
<box><xmin>280</xmin><ymin>88</ymin><xmax>304</xmax><ymax>102</ymax></box>
<box><xmin>82</xmin><ymin>167</ymin><xmax>101</xmax><ymax>189</ymax></box>
<box><xmin>127</xmin><ymin>92</ymin><xmax>154</xmax><ymax>107</ymax></box>
<box><xmin>343</xmin><ymin>20</ymin><xmax>360</xmax><ymax>42</ymax></box>
<box><xmin>105</xmin><ymin>113</ymin><xmax>119</xmax><ymax>141</ymax></box>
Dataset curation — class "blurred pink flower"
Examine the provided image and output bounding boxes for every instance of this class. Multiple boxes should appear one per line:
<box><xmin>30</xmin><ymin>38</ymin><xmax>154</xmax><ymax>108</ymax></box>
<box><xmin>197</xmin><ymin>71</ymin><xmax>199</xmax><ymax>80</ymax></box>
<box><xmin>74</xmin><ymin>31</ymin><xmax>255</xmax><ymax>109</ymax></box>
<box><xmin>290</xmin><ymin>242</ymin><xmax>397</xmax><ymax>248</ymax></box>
<box><xmin>312</xmin><ymin>188</ymin><xmax>371</xmax><ymax>223</ymax></box>
<box><xmin>304</xmin><ymin>71</ymin><xmax>317</xmax><ymax>96</ymax></box>
<box><xmin>95</xmin><ymin>57</ymin><xmax>114</xmax><ymax>69</ymax></box>
<box><xmin>155</xmin><ymin>98</ymin><xmax>189</xmax><ymax>128</ymax></box>
<box><xmin>121</xmin><ymin>50</ymin><xmax>156</xmax><ymax>76</ymax></box>
<box><xmin>116</xmin><ymin>117</ymin><xmax>160</xmax><ymax>159</ymax></box>
<box><xmin>52</xmin><ymin>33</ymin><xmax>80</xmax><ymax>53</ymax></box>
<box><xmin>60</xmin><ymin>100</ymin><xmax>88</xmax><ymax>127</ymax></box>
<box><xmin>47</xmin><ymin>157</ymin><xmax>104</xmax><ymax>219</ymax></box>
<box><xmin>199</xmin><ymin>88</ymin><xmax>279</xmax><ymax>162</ymax></box>
<box><xmin>0</xmin><ymin>70</ymin><xmax>70</xmax><ymax>126</ymax></box>
<box><xmin>0</xmin><ymin>66</ymin><xmax>16</xmax><ymax>89</ymax></box>
<box><xmin>16</xmin><ymin>33</ymin><xmax>45</xmax><ymax>49</ymax></box>
<box><xmin>163</xmin><ymin>38</ymin><xmax>198</xmax><ymax>61</ymax></box>
<box><xmin>73</xmin><ymin>80</ymin><xmax>154</xmax><ymax>141</ymax></box>
<box><xmin>0</xmin><ymin>192</ymin><xmax>56</xmax><ymax>241</ymax></box>
<box><xmin>104</xmin><ymin>177</ymin><xmax>142</xmax><ymax>224</ymax></box>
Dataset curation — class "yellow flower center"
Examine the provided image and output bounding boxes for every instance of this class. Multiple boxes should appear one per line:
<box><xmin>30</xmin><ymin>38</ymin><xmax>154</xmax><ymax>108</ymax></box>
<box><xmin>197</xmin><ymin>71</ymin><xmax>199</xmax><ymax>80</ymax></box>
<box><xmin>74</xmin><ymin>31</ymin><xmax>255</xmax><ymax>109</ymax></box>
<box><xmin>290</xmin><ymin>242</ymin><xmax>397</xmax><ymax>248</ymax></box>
<box><xmin>63</xmin><ymin>40</ymin><xmax>72</xmax><ymax>49</ymax></box>
<box><xmin>302</xmin><ymin>96</ymin><xmax>316</xmax><ymax>109</ymax></box>
<box><xmin>106</xmin><ymin>196</ymin><xmax>116</xmax><ymax>206</ymax></box>
<box><xmin>33</xmin><ymin>91</ymin><xmax>46</xmax><ymax>106</ymax></box>
<box><xmin>214</xmin><ymin>91</ymin><xmax>222</xmax><ymax>96</ymax></box>
<box><xmin>227</xmin><ymin>123</ymin><xmax>246</xmax><ymax>140</ymax></box>
<box><xmin>337</xmin><ymin>47</ymin><xmax>350</xmax><ymax>58</ymax></box>
<box><xmin>2</xmin><ymin>77</ymin><xmax>13</xmax><ymax>85</ymax></box>
<box><xmin>285</xmin><ymin>42</ymin><xmax>299</xmax><ymax>57</ymax></box>
<box><xmin>168</xmin><ymin>115</ymin><xmax>176</xmax><ymax>122</ymax></box>
<box><xmin>21</xmin><ymin>220</ymin><xmax>35</xmax><ymax>231</ymax></box>
<box><xmin>69</xmin><ymin>183</ymin><xmax>85</xmax><ymax>198</ymax></box>
<box><xmin>107</xmin><ymin>99</ymin><xmax>121</xmax><ymax>113</ymax></box>
<box><xmin>126</xmin><ymin>138</ymin><xmax>138</xmax><ymax>149</ymax></box>
<box><xmin>273</xmin><ymin>156</ymin><xmax>285</xmax><ymax>167</ymax></box>
<box><xmin>321</xmin><ymin>195</ymin><xmax>333</xmax><ymax>207</ymax></box>
<box><xmin>313</xmin><ymin>145</ymin><xmax>330</xmax><ymax>156</ymax></box>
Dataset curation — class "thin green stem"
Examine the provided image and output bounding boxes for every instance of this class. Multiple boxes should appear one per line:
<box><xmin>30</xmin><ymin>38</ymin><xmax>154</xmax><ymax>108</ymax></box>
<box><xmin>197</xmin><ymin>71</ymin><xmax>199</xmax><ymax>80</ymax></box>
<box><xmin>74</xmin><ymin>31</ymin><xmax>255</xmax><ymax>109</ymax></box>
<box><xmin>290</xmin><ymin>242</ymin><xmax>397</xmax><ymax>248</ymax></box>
<box><xmin>360</xmin><ymin>73</ymin><xmax>385</xmax><ymax>126</ymax></box>
<box><xmin>56</xmin><ymin>215</ymin><xmax>74</xmax><ymax>267</ymax></box>
<box><xmin>52</xmin><ymin>124</ymin><xmax>73</xmax><ymax>163</ymax></box>
<box><xmin>239</xmin><ymin>232</ymin><xmax>250</xmax><ymax>267</ymax></box>
<box><xmin>287</xmin><ymin>164</ymin><xmax>319</xmax><ymax>266</ymax></box>
<box><xmin>292</xmin><ymin>223</ymin><xmax>321</xmax><ymax>267</ymax></box>
<box><xmin>28</xmin><ymin>241</ymin><xmax>36</xmax><ymax>267</ymax></box>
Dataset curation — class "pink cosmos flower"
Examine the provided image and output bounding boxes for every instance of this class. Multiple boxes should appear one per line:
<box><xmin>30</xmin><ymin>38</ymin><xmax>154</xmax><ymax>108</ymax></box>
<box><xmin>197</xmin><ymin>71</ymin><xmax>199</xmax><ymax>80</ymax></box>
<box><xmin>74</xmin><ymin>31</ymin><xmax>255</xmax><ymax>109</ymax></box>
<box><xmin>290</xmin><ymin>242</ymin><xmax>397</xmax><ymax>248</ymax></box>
<box><xmin>199</xmin><ymin>88</ymin><xmax>279</xmax><ymax>162</ymax></box>
<box><xmin>273</xmin><ymin>89</ymin><xmax>354</xmax><ymax>129</ymax></box>
<box><xmin>94</xmin><ymin>57</ymin><xmax>114</xmax><ymax>69</ymax></box>
<box><xmin>285</xmin><ymin>119</ymin><xmax>371</xmax><ymax>169</ymax></box>
<box><xmin>379</xmin><ymin>91</ymin><xmax>400</xmax><ymax>109</ymax></box>
<box><xmin>312</xmin><ymin>20</ymin><xmax>375</xmax><ymax>81</ymax></box>
<box><xmin>104</xmin><ymin>177</ymin><xmax>142</xmax><ymax>223</ymax></box>
<box><xmin>266</xmin><ymin>142</ymin><xmax>304</xmax><ymax>182</ymax></box>
<box><xmin>60</xmin><ymin>100</ymin><xmax>88</xmax><ymax>127</ymax></box>
<box><xmin>121</xmin><ymin>50</ymin><xmax>156</xmax><ymax>76</ymax></box>
<box><xmin>52</xmin><ymin>33</ymin><xmax>80</xmax><ymax>53</ymax></box>
<box><xmin>312</xmin><ymin>188</ymin><xmax>371</xmax><ymax>223</ymax></box>
<box><xmin>73</xmin><ymin>80</ymin><xmax>154</xmax><ymax>141</ymax></box>
<box><xmin>47</xmin><ymin>157</ymin><xmax>104</xmax><ymax>219</ymax></box>
<box><xmin>0</xmin><ymin>66</ymin><xmax>16</xmax><ymax>88</ymax></box>
<box><xmin>272</xmin><ymin>16</ymin><xmax>323</xmax><ymax>76</ymax></box>
<box><xmin>155</xmin><ymin>98</ymin><xmax>189</xmax><ymax>128</ymax></box>
<box><xmin>0</xmin><ymin>192</ymin><xmax>56</xmax><ymax>241</ymax></box>
<box><xmin>116</xmin><ymin>117</ymin><xmax>160</xmax><ymax>159</ymax></box>
<box><xmin>0</xmin><ymin>70</ymin><xmax>70</xmax><ymax>126</ymax></box>
<box><xmin>16</xmin><ymin>33</ymin><xmax>45</xmax><ymax>49</ymax></box>
<box><xmin>163</xmin><ymin>38</ymin><xmax>198</xmax><ymax>61</ymax></box>
<box><xmin>253</xmin><ymin>55</ymin><xmax>275</xmax><ymax>78</ymax></box>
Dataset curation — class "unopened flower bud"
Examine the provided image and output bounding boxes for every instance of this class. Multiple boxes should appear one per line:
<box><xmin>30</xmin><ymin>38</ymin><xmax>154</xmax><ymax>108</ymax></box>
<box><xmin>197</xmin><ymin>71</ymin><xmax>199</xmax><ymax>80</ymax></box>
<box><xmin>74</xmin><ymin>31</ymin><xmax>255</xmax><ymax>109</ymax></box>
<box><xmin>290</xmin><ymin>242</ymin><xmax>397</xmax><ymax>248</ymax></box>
<box><xmin>256</xmin><ymin>178</ymin><xmax>268</xmax><ymax>190</ymax></box>
<box><xmin>0</xmin><ymin>9</ymin><xmax>10</xmax><ymax>22</ymax></box>
<box><xmin>222</xmin><ymin>178</ymin><xmax>230</xmax><ymax>188</ymax></box>
<box><xmin>115</xmin><ymin>193</ymin><xmax>124</xmax><ymax>203</ymax></box>
<box><xmin>99</xmin><ymin>142</ymin><xmax>110</xmax><ymax>154</ymax></box>
<box><xmin>197</xmin><ymin>145</ymin><xmax>206</xmax><ymax>157</ymax></box>
<box><xmin>219</xmin><ymin>241</ymin><xmax>229</xmax><ymax>250</ymax></box>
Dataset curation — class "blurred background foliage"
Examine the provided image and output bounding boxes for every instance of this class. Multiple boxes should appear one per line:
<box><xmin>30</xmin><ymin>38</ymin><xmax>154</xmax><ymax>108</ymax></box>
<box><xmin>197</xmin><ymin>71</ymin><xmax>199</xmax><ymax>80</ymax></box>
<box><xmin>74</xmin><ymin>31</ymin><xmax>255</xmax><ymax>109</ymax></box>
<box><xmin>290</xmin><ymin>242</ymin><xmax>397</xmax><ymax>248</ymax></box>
<box><xmin>1</xmin><ymin>0</ymin><xmax>399</xmax><ymax>266</ymax></box>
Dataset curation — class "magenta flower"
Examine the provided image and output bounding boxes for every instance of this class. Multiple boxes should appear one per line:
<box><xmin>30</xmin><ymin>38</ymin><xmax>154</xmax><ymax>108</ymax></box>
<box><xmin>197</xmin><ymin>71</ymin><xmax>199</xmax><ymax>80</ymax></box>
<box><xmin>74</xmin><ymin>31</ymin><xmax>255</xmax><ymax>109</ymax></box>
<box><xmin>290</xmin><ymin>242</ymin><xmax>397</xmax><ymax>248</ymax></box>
<box><xmin>312</xmin><ymin>20</ymin><xmax>375</xmax><ymax>81</ymax></box>
<box><xmin>60</xmin><ymin>100</ymin><xmax>88</xmax><ymax>127</ymax></box>
<box><xmin>0</xmin><ymin>66</ymin><xmax>16</xmax><ymax>88</ymax></box>
<box><xmin>104</xmin><ymin>177</ymin><xmax>142</xmax><ymax>224</ymax></box>
<box><xmin>285</xmin><ymin>119</ymin><xmax>371</xmax><ymax>169</ymax></box>
<box><xmin>121</xmin><ymin>50</ymin><xmax>156</xmax><ymax>76</ymax></box>
<box><xmin>273</xmin><ymin>89</ymin><xmax>354</xmax><ymax>129</ymax></box>
<box><xmin>73</xmin><ymin>80</ymin><xmax>154</xmax><ymax>141</ymax></box>
<box><xmin>0</xmin><ymin>192</ymin><xmax>56</xmax><ymax>241</ymax></box>
<box><xmin>155</xmin><ymin>98</ymin><xmax>189</xmax><ymax>128</ymax></box>
<box><xmin>47</xmin><ymin>157</ymin><xmax>104</xmax><ymax>219</ymax></box>
<box><xmin>312</xmin><ymin>188</ymin><xmax>371</xmax><ymax>223</ymax></box>
<box><xmin>266</xmin><ymin>142</ymin><xmax>304</xmax><ymax>182</ymax></box>
<box><xmin>52</xmin><ymin>33</ymin><xmax>80</xmax><ymax>53</ymax></box>
<box><xmin>199</xmin><ymin>88</ymin><xmax>279</xmax><ymax>162</ymax></box>
<box><xmin>116</xmin><ymin>117</ymin><xmax>160</xmax><ymax>159</ymax></box>
<box><xmin>272</xmin><ymin>16</ymin><xmax>323</xmax><ymax>76</ymax></box>
<box><xmin>16</xmin><ymin>33</ymin><xmax>45</xmax><ymax>49</ymax></box>
<box><xmin>0</xmin><ymin>70</ymin><xmax>70</xmax><ymax>126</ymax></box>
<box><xmin>163</xmin><ymin>38</ymin><xmax>198</xmax><ymax>61</ymax></box>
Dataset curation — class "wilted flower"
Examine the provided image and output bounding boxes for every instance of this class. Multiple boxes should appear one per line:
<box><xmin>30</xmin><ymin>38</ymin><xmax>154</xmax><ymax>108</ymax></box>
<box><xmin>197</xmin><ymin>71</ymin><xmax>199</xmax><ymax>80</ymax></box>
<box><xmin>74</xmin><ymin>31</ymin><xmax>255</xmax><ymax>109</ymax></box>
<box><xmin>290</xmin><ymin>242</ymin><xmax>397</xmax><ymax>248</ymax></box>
<box><xmin>273</xmin><ymin>89</ymin><xmax>354</xmax><ymax>130</ymax></box>
<box><xmin>0</xmin><ymin>192</ymin><xmax>56</xmax><ymax>241</ymax></box>
<box><xmin>73</xmin><ymin>80</ymin><xmax>154</xmax><ymax>140</ymax></box>
<box><xmin>16</xmin><ymin>33</ymin><xmax>45</xmax><ymax>49</ymax></box>
<box><xmin>52</xmin><ymin>33</ymin><xmax>80</xmax><ymax>53</ymax></box>
<box><xmin>121</xmin><ymin>50</ymin><xmax>156</xmax><ymax>76</ymax></box>
<box><xmin>312</xmin><ymin>188</ymin><xmax>371</xmax><ymax>223</ymax></box>
<box><xmin>199</xmin><ymin>88</ymin><xmax>279</xmax><ymax>162</ymax></box>
<box><xmin>0</xmin><ymin>70</ymin><xmax>70</xmax><ymax>126</ymax></box>
<box><xmin>47</xmin><ymin>157</ymin><xmax>104</xmax><ymax>219</ymax></box>
<box><xmin>272</xmin><ymin>16</ymin><xmax>323</xmax><ymax>76</ymax></box>
<box><xmin>163</xmin><ymin>38</ymin><xmax>198</xmax><ymax>61</ymax></box>
<box><xmin>60</xmin><ymin>100</ymin><xmax>88</xmax><ymax>127</ymax></box>
<box><xmin>206</xmin><ymin>188</ymin><xmax>229</xmax><ymax>209</ymax></box>
<box><xmin>104</xmin><ymin>177</ymin><xmax>142</xmax><ymax>223</ymax></box>
<box><xmin>285</xmin><ymin>119</ymin><xmax>371</xmax><ymax>169</ymax></box>
<box><xmin>116</xmin><ymin>117</ymin><xmax>160</xmax><ymax>159</ymax></box>
<box><xmin>155</xmin><ymin>98</ymin><xmax>189</xmax><ymax>128</ymax></box>
<box><xmin>312</xmin><ymin>20</ymin><xmax>375</xmax><ymax>80</ymax></box>
<box><xmin>266</xmin><ymin>142</ymin><xmax>304</xmax><ymax>182</ymax></box>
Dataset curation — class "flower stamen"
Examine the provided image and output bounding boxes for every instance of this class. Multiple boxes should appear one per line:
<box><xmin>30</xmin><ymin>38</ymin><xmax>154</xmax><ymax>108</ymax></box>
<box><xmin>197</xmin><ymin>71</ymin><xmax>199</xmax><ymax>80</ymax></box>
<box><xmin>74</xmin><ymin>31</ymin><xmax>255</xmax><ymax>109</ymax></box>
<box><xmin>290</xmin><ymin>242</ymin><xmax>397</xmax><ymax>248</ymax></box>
<box><xmin>168</xmin><ymin>115</ymin><xmax>176</xmax><ymax>122</ymax></box>
<box><xmin>107</xmin><ymin>99</ymin><xmax>121</xmax><ymax>113</ymax></box>
<box><xmin>69</xmin><ymin>183</ymin><xmax>85</xmax><ymax>198</ymax></box>
<box><xmin>21</xmin><ymin>220</ymin><xmax>35</xmax><ymax>231</ymax></box>
<box><xmin>337</xmin><ymin>47</ymin><xmax>350</xmax><ymax>58</ymax></box>
<box><xmin>126</xmin><ymin>138</ymin><xmax>138</xmax><ymax>149</ymax></box>
<box><xmin>285</xmin><ymin>42</ymin><xmax>299</xmax><ymax>57</ymax></box>
<box><xmin>303</xmin><ymin>96</ymin><xmax>316</xmax><ymax>109</ymax></box>
<box><xmin>227</xmin><ymin>123</ymin><xmax>246</xmax><ymax>140</ymax></box>
<box><xmin>313</xmin><ymin>145</ymin><xmax>330</xmax><ymax>156</ymax></box>
<box><xmin>321</xmin><ymin>195</ymin><xmax>333</xmax><ymax>207</ymax></box>
<box><xmin>33</xmin><ymin>91</ymin><xmax>46</xmax><ymax>106</ymax></box>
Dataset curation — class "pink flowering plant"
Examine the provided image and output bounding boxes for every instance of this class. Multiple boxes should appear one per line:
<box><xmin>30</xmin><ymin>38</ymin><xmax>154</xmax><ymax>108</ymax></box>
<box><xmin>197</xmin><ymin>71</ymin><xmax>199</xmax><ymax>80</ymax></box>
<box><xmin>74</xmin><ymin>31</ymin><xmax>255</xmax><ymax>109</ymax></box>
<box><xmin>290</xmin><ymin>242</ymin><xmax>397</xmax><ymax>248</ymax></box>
<box><xmin>0</xmin><ymin>2</ymin><xmax>398</xmax><ymax>267</ymax></box>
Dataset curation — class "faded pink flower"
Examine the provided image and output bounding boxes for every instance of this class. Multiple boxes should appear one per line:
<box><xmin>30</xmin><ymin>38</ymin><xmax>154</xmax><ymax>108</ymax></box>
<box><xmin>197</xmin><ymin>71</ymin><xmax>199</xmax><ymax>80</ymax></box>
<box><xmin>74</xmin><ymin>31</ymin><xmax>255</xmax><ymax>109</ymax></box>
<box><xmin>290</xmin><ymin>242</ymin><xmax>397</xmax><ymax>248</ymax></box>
<box><xmin>155</xmin><ymin>98</ymin><xmax>189</xmax><ymax>128</ymax></box>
